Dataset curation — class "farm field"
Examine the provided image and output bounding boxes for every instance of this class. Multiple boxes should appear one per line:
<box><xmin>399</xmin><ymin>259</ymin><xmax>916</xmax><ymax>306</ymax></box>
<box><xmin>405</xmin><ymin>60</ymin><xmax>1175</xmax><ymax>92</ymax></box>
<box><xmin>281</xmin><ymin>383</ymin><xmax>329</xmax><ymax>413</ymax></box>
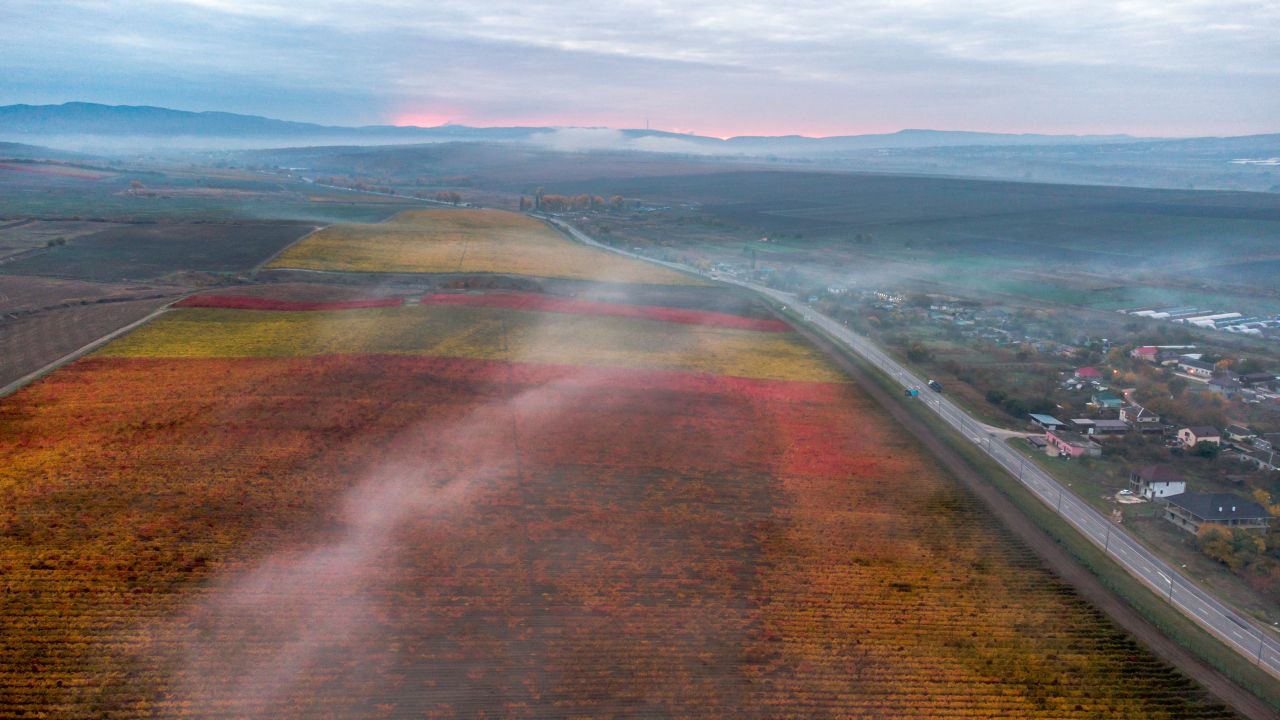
<box><xmin>0</xmin><ymin>274</ymin><xmax>165</xmax><ymax>314</ymax></box>
<box><xmin>0</xmin><ymin>274</ymin><xmax>1244</xmax><ymax>718</ymax></box>
<box><xmin>99</xmin><ymin>303</ymin><xmax>840</xmax><ymax>382</ymax></box>
<box><xmin>0</xmin><ymin>275</ymin><xmax>179</xmax><ymax>388</ymax></box>
<box><xmin>551</xmin><ymin>170</ymin><xmax>1280</xmax><ymax>310</ymax></box>
<box><xmin>0</xmin><ymin>160</ymin><xmax>116</xmax><ymax>180</ymax></box>
<box><xmin>0</xmin><ymin>297</ymin><xmax>170</xmax><ymax>387</ymax></box>
<box><xmin>0</xmin><ymin>165</ymin><xmax>425</xmax><ymax>224</ymax></box>
<box><xmin>0</xmin><ymin>219</ymin><xmax>122</xmax><ymax>261</ymax></box>
<box><xmin>0</xmin><ymin>221</ymin><xmax>317</xmax><ymax>282</ymax></box>
<box><xmin>268</xmin><ymin>208</ymin><xmax>701</xmax><ymax>284</ymax></box>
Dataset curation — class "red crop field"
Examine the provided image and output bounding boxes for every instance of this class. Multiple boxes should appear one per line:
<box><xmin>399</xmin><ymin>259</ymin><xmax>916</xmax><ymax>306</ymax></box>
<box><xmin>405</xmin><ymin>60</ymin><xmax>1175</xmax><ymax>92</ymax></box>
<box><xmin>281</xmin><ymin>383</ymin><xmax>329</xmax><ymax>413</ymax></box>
<box><xmin>0</xmin><ymin>184</ymin><xmax>1244</xmax><ymax>720</ymax></box>
<box><xmin>419</xmin><ymin>291</ymin><xmax>791</xmax><ymax>331</ymax></box>
<box><xmin>175</xmin><ymin>294</ymin><xmax>407</xmax><ymax>311</ymax></box>
<box><xmin>0</xmin><ymin>328</ymin><xmax>1236</xmax><ymax>718</ymax></box>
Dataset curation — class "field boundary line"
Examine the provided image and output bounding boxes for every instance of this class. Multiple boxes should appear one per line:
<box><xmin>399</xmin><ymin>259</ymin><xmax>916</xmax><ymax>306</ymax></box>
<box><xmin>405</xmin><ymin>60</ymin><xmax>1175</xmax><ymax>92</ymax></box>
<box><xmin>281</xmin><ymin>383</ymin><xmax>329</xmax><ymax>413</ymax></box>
<box><xmin>0</xmin><ymin>296</ymin><xmax>188</xmax><ymax>399</ymax></box>
<box><xmin>254</xmin><ymin>223</ymin><xmax>327</xmax><ymax>272</ymax></box>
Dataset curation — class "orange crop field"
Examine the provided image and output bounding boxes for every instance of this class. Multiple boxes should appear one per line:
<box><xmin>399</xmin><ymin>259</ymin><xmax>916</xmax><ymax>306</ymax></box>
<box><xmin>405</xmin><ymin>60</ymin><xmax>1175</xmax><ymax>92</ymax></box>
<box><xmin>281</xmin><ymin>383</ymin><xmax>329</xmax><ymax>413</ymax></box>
<box><xmin>267</xmin><ymin>208</ymin><xmax>700</xmax><ymax>285</ymax></box>
<box><xmin>0</xmin><ymin>237</ymin><xmax>1240</xmax><ymax>716</ymax></box>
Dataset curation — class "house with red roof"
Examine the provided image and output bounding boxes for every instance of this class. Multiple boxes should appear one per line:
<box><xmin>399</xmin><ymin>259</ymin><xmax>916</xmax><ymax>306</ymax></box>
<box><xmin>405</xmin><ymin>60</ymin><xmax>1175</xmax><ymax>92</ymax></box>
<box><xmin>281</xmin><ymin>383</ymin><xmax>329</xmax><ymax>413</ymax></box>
<box><xmin>1129</xmin><ymin>346</ymin><xmax>1159</xmax><ymax>363</ymax></box>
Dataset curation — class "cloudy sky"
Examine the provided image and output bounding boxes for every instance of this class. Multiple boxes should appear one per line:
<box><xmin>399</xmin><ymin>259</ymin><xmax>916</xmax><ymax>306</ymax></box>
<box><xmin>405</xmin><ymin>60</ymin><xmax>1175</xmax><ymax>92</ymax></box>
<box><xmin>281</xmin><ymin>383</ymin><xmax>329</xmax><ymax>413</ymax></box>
<box><xmin>3</xmin><ymin>0</ymin><xmax>1277</xmax><ymax>137</ymax></box>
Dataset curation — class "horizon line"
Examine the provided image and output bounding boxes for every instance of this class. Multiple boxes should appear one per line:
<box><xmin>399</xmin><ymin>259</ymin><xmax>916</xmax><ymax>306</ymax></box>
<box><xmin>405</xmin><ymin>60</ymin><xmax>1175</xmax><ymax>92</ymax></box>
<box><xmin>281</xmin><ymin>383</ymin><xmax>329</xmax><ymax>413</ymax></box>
<box><xmin>6</xmin><ymin>100</ymin><xmax>1261</xmax><ymax>141</ymax></box>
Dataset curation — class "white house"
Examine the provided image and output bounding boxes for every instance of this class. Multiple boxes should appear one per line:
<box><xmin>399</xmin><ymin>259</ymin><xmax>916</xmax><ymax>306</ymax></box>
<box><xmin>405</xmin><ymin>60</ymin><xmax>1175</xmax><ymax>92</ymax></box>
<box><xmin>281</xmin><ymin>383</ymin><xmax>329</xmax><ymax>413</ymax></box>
<box><xmin>1120</xmin><ymin>404</ymin><xmax>1161</xmax><ymax>431</ymax></box>
<box><xmin>1178</xmin><ymin>426</ymin><xmax>1221</xmax><ymax>448</ymax></box>
<box><xmin>1177</xmin><ymin>357</ymin><xmax>1215</xmax><ymax>379</ymax></box>
<box><xmin>1129</xmin><ymin>465</ymin><xmax>1186</xmax><ymax>500</ymax></box>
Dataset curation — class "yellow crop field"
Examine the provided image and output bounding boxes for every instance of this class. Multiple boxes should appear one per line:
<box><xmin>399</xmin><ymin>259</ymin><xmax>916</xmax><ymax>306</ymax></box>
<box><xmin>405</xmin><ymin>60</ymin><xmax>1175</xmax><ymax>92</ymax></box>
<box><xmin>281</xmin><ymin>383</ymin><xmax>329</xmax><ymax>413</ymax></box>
<box><xmin>98</xmin><ymin>305</ymin><xmax>845</xmax><ymax>383</ymax></box>
<box><xmin>268</xmin><ymin>208</ymin><xmax>701</xmax><ymax>284</ymax></box>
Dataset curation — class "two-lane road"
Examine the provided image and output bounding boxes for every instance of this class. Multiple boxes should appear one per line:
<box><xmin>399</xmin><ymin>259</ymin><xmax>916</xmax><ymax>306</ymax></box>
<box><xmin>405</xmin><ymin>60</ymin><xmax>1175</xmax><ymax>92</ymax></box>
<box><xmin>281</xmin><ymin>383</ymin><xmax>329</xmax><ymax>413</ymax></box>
<box><xmin>543</xmin><ymin>214</ymin><xmax>1280</xmax><ymax>678</ymax></box>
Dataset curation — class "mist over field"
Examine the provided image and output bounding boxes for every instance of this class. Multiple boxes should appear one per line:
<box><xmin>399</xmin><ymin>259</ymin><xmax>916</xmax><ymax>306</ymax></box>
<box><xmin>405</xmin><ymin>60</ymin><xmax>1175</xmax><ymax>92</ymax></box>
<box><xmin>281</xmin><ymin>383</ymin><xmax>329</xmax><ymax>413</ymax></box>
<box><xmin>4</xmin><ymin>1</ymin><xmax>1280</xmax><ymax>718</ymax></box>
<box><xmin>174</xmin><ymin>370</ymin><xmax>556</xmax><ymax>715</ymax></box>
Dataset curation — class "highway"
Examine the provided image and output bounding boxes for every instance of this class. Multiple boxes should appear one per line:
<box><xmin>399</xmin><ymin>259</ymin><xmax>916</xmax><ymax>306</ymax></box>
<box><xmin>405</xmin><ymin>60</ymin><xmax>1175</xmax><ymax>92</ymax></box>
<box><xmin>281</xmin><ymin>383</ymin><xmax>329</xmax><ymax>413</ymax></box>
<box><xmin>542</xmin><ymin>214</ymin><xmax>1280</xmax><ymax>679</ymax></box>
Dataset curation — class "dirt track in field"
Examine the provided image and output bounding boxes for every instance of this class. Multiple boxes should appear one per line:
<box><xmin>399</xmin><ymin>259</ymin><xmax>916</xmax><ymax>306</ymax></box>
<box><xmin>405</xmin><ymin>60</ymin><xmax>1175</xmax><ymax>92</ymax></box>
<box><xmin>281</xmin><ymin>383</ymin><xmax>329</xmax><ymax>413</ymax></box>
<box><xmin>782</xmin><ymin>311</ymin><xmax>1278</xmax><ymax>720</ymax></box>
<box><xmin>0</xmin><ymin>298</ymin><xmax>171</xmax><ymax>388</ymax></box>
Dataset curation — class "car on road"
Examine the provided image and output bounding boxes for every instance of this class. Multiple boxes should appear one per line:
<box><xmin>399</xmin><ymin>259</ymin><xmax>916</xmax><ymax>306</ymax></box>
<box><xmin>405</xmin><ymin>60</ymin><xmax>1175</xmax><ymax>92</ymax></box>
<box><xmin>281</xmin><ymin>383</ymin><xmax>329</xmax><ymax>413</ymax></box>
<box><xmin>927</xmin><ymin>379</ymin><xmax>944</xmax><ymax>392</ymax></box>
<box><xmin>904</xmin><ymin>386</ymin><xmax>920</xmax><ymax>397</ymax></box>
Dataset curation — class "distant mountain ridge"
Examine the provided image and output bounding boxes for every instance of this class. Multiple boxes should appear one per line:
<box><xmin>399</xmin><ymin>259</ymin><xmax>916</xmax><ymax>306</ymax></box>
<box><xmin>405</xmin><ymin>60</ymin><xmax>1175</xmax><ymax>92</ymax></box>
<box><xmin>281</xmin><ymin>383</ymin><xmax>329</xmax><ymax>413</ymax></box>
<box><xmin>0</xmin><ymin>102</ymin><xmax>1159</xmax><ymax>151</ymax></box>
<box><xmin>0</xmin><ymin>102</ymin><xmax>542</xmax><ymax>141</ymax></box>
<box><xmin>1</xmin><ymin>103</ymin><xmax>1276</xmax><ymax>193</ymax></box>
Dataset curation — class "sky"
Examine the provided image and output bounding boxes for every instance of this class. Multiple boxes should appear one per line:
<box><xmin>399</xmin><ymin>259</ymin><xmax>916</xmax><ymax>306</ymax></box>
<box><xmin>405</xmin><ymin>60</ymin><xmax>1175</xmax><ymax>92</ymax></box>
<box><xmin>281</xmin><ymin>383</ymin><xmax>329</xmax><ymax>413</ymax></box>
<box><xmin>2</xmin><ymin>0</ymin><xmax>1278</xmax><ymax>138</ymax></box>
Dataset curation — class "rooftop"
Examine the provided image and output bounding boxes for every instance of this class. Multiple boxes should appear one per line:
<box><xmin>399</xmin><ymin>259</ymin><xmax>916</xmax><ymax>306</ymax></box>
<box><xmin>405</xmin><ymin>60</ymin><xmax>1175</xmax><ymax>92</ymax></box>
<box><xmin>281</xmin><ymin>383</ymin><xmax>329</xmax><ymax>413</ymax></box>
<box><xmin>1134</xmin><ymin>464</ymin><xmax>1183</xmax><ymax>484</ymax></box>
<box><xmin>1124</xmin><ymin>404</ymin><xmax>1159</xmax><ymax>420</ymax></box>
<box><xmin>1184</xmin><ymin>426</ymin><xmax>1220</xmax><ymax>438</ymax></box>
<box><xmin>1049</xmin><ymin>429</ymin><xmax>1098</xmax><ymax>447</ymax></box>
<box><xmin>1167</xmin><ymin>493</ymin><xmax>1271</xmax><ymax>522</ymax></box>
<box><xmin>1241</xmin><ymin>372</ymin><xmax>1277</xmax><ymax>384</ymax></box>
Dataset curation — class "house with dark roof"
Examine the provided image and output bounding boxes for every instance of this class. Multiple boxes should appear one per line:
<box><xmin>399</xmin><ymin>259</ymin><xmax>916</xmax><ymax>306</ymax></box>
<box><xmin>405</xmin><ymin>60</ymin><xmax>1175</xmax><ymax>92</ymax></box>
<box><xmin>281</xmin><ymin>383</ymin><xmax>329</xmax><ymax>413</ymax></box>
<box><xmin>1164</xmin><ymin>493</ymin><xmax>1271</xmax><ymax>534</ymax></box>
<box><xmin>1224</xmin><ymin>424</ymin><xmax>1255</xmax><ymax>442</ymax></box>
<box><xmin>1177</xmin><ymin>426</ymin><xmax>1221</xmax><ymax>448</ymax></box>
<box><xmin>1128</xmin><ymin>464</ymin><xmax>1186</xmax><ymax>500</ymax></box>
<box><xmin>1225</xmin><ymin>446</ymin><xmax>1279</xmax><ymax>473</ymax></box>
<box><xmin>1070</xmin><ymin>418</ymin><xmax>1129</xmax><ymax>436</ymax></box>
<box><xmin>1069</xmin><ymin>418</ymin><xmax>1094</xmax><ymax>433</ymax></box>
<box><xmin>1178</xmin><ymin>357</ymin><xmax>1215</xmax><ymax>379</ymax></box>
<box><xmin>1090</xmin><ymin>419</ymin><xmax>1130</xmax><ymax>436</ymax></box>
<box><xmin>1119</xmin><ymin>404</ymin><xmax>1161</xmax><ymax>431</ymax></box>
<box><xmin>1240</xmin><ymin>372</ymin><xmax>1278</xmax><ymax>387</ymax></box>
<box><xmin>1207</xmin><ymin>376</ymin><xmax>1243</xmax><ymax>398</ymax></box>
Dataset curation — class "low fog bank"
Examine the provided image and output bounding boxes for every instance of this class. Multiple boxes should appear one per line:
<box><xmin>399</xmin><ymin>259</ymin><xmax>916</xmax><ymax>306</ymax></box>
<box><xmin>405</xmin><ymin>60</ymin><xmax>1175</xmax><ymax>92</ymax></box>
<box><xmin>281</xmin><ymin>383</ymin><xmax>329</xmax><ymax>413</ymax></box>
<box><xmin>160</xmin><ymin>280</ymin><xmax>694</xmax><ymax>717</ymax></box>
<box><xmin>6</xmin><ymin>124</ymin><xmax>1275</xmax><ymax>193</ymax></box>
<box><xmin>0</xmin><ymin>133</ymin><xmax>465</xmax><ymax>155</ymax></box>
<box><xmin>172</xmin><ymin>373</ymin><xmax>566</xmax><ymax>716</ymax></box>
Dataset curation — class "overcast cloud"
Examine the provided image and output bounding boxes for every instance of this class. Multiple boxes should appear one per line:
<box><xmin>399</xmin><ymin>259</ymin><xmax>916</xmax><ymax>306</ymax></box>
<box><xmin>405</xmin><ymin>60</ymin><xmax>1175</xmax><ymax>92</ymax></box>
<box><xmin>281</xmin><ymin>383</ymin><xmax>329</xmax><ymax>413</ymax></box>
<box><xmin>2</xmin><ymin>0</ymin><xmax>1277</xmax><ymax>136</ymax></box>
